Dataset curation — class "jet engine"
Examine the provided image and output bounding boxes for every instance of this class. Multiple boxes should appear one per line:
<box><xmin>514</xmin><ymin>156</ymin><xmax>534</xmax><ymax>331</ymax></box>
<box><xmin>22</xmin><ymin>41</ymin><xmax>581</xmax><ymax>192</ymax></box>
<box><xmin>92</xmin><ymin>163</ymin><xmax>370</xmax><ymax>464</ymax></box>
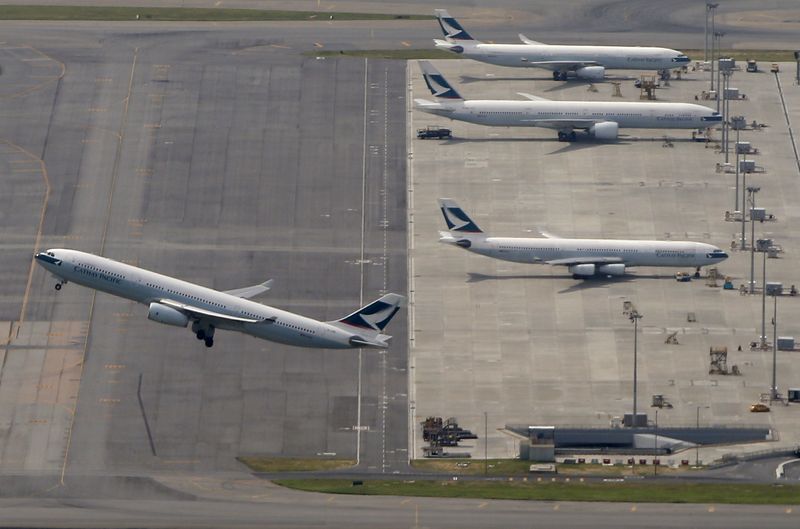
<box><xmin>576</xmin><ymin>66</ymin><xmax>605</xmax><ymax>81</ymax></box>
<box><xmin>148</xmin><ymin>302</ymin><xmax>189</xmax><ymax>327</ymax></box>
<box><xmin>589</xmin><ymin>121</ymin><xmax>619</xmax><ymax>140</ymax></box>
<box><xmin>569</xmin><ymin>264</ymin><xmax>596</xmax><ymax>276</ymax></box>
<box><xmin>597</xmin><ymin>264</ymin><xmax>626</xmax><ymax>276</ymax></box>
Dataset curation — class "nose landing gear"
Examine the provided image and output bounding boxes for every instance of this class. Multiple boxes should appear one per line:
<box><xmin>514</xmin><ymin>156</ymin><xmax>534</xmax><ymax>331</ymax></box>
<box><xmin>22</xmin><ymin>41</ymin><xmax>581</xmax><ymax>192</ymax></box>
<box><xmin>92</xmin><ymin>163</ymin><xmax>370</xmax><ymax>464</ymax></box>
<box><xmin>54</xmin><ymin>279</ymin><xmax>67</xmax><ymax>291</ymax></box>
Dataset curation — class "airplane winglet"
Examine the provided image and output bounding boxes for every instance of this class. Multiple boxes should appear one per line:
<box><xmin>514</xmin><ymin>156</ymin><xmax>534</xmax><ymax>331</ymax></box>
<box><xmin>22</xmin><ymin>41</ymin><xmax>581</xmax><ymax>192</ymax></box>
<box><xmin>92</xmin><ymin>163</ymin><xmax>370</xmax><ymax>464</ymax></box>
<box><xmin>538</xmin><ymin>227</ymin><xmax>560</xmax><ymax>239</ymax></box>
<box><xmin>517</xmin><ymin>92</ymin><xmax>550</xmax><ymax>102</ymax></box>
<box><xmin>519</xmin><ymin>33</ymin><xmax>544</xmax><ymax>45</ymax></box>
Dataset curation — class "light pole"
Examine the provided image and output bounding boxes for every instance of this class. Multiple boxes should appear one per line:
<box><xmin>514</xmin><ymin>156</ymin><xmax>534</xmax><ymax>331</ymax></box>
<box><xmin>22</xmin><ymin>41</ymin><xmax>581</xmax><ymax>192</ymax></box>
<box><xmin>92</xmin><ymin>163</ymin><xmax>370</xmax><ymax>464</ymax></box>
<box><xmin>653</xmin><ymin>409</ymin><xmax>659</xmax><ymax>476</ymax></box>
<box><xmin>747</xmin><ymin>187</ymin><xmax>760</xmax><ymax>293</ymax></box>
<box><xmin>714</xmin><ymin>32</ymin><xmax>725</xmax><ymax>112</ymax></box>
<box><xmin>695</xmin><ymin>405</ymin><xmax>710</xmax><ymax>467</ymax></box>
<box><xmin>484</xmin><ymin>411</ymin><xmax>488</xmax><ymax>476</ymax></box>
<box><xmin>758</xmin><ymin>238</ymin><xmax>770</xmax><ymax>348</ymax></box>
<box><xmin>709</xmin><ymin>6</ymin><xmax>719</xmax><ymax>91</ymax></box>
<box><xmin>705</xmin><ymin>4</ymin><xmax>718</xmax><ymax>63</ymax></box>
<box><xmin>771</xmin><ymin>293</ymin><xmax>779</xmax><ymax>401</ymax></box>
<box><xmin>629</xmin><ymin>308</ymin><xmax>642</xmax><ymax>427</ymax></box>
<box><xmin>734</xmin><ymin>128</ymin><xmax>741</xmax><ymax>216</ymax></box>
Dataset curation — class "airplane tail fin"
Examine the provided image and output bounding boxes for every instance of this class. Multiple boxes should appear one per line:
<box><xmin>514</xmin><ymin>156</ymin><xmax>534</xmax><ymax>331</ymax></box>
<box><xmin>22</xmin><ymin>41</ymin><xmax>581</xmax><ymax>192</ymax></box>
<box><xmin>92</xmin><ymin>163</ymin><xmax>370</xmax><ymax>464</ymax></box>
<box><xmin>332</xmin><ymin>293</ymin><xmax>405</xmax><ymax>334</ymax></box>
<box><xmin>434</xmin><ymin>9</ymin><xmax>476</xmax><ymax>42</ymax></box>
<box><xmin>419</xmin><ymin>61</ymin><xmax>463</xmax><ymax>100</ymax></box>
<box><xmin>438</xmin><ymin>198</ymin><xmax>483</xmax><ymax>233</ymax></box>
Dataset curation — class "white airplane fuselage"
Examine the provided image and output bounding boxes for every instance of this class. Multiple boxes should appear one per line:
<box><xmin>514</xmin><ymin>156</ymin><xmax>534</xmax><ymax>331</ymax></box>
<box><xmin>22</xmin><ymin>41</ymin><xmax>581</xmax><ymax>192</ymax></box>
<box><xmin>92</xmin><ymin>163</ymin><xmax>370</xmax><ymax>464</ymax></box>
<box><xmin>35</xmin><ymin>249</ymin><xmax>373</xmax><ymax>349</ymax></box>
<box><xmin>443</xmin><ymin>234</ymin><xmax>728</xmax><ymax>269</ymax></box>
<box><xmin>442</xmin><ymin>42</ymin><xmax>686</xmax><ymax>71</ymax></box>
<box><xmin>417</xmin><ymin>99</ymin><xmax>720</xmax><ymax>130</ymax></box>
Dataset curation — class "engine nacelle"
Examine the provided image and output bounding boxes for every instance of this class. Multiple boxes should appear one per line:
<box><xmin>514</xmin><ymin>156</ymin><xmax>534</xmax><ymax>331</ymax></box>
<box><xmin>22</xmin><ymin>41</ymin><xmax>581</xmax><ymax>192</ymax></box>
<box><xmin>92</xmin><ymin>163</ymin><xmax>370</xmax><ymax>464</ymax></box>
<box><xmin>569</xmin><ymin>264</ymin><xmax>596</xmax><ymax>276</ymax></box>
<box><xmin>589</xmin><ymin>121</ymin><xmax>619</xmax><ymax>140</ymax></box>
<box><xmin>148</xmin><ymin>302</ymin><xmax>189</xmax><ymax>327</ymax></box>
<box><xmin>576</xmin><ymin>65</ymin><xmax>605</xmax><ymax>81</ymax></box>
<box><xmin>597</xmin><ymin>264</ymin><xmax>626</xmax><ymax>276</ymax></box>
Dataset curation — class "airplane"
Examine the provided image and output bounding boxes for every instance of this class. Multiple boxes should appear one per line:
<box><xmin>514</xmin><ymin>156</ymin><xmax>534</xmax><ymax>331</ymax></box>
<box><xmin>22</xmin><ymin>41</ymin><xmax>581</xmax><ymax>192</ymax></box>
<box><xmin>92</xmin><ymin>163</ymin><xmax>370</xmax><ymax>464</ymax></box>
<box><xmin>415</xmin><ymin>61</ymin><xmax>722</xmax><ymax>141</ymax></box>
<box><xmin>34</xmin><ymin>248</ymin><xmax>404</xmax><ymax>349</ymax></box>
<box><xmin>433</xmin><ymin>9</ymin><xmax>690</xmax><ymax>81</ymax></box>
<box><xmin>437</xmin><ymin>199</ymin><xmax>729</xmax><ymax>278</ymax></box>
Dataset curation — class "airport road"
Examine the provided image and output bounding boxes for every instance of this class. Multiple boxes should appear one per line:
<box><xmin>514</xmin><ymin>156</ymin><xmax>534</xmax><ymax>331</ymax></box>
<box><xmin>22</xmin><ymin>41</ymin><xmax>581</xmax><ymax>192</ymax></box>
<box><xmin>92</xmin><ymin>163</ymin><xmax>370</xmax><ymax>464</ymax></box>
<box><xmin>0</xmin><ymin>25</ymin><xmax>408</xmax><ymax>482</ymax></box>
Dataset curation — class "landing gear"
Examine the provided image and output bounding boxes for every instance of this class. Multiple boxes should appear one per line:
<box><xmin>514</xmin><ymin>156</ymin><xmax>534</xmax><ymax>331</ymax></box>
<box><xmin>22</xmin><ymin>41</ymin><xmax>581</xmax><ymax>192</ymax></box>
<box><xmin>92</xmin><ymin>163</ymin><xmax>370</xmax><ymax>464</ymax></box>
<box><xmin>192</xmin><ymin>321</ymin><xmax>215</xmax><ymax>347</ymax></box>
<box><xmin>54</xmin><ymin>279</ymin><xmax>66</xmax><ymax>291</ymax></box>
<box><xmin>559</xmin><ymin>72</ymin><xmax>568</xmax><ymax>81</ymax></box>
<box><xmin>54</xmin><ymin>283</ymin><xmax>62</xmax><ymax>291</ymax></box>
<box><xmin>558</xmin><ymin>131</ymin><xmax>567</xmax><ymax>142</ymax></box>
<box><xmin>557</xmin><ymin>131</ymin><xmax>578</xmax><ymax>142</ymax></box>
<box><xmin>694</xmin><ymin>267</ymin><xmax>701</xmax><ymax>279</ymax></box>
<box><xmin>552</xmin><ymin>71</ymin><xmax>560</xmax><ymax>80</ymax></box>
<box><xmin>569</xmin><ymin>131</ymin><xmax>577</xmax><ymax>142</ymax></box>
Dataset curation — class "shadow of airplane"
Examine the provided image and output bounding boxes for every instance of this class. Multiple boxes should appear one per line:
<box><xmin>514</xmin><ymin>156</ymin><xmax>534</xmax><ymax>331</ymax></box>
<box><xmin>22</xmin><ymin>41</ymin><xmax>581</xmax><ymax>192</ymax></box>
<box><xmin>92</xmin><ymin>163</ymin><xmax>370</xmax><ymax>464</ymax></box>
<box><xmin>466</xmin><ymin>271</ymin><xmax>683</xmax><ymax>293</ymax></box>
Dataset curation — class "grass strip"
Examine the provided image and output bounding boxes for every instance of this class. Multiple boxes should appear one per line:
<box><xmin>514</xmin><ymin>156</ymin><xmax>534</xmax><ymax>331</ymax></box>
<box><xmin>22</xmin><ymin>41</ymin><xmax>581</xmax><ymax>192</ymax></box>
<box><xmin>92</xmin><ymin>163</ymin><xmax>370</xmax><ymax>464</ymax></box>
<box><xmin>274</xmin><ymin>478</ymin><xmax>800</xmax><ymax>505</ymax></box>
<box><xmin>0</xmin><ymin>5</ymin><xmax>429</xmax><ymax>22</ymax></box>
<box><xmin>237</xmin><ymin>456</ymin><xmax>356</xmax><ymax>473</ymax></box>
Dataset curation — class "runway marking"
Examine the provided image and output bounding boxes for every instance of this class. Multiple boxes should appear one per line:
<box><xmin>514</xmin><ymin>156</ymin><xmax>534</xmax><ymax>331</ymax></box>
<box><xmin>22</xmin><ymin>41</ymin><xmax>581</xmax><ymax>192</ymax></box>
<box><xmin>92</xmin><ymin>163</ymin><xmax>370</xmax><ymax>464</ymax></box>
<box><xmin>314</xmin><ymin>42</ymin><xmax>324</xmax><ymax>48</ymax></box>
<box><xmin>553</xmin><ymin>504</ymin><xmax>560</xmax><ymax>511</ymax></box>
<box><xmin>0</xmin><ymin>46</ymin><xmax>65</xmax><ymax>99</ymax></box>
<box><xmin>269</xmin><ymin>44</ymin><xmax>291</xmax><ymax>49</ymax></box>
<box><xmin>61</xmin><ymin>47</ymin><xmax>139</xmax><ymax>486</ymax></box>
<box><xmin>708</xmin><ymin>506</ymin><xmax>716</xmax><ymax>512</ymax></box>
<box><xmin>355</xmin><ymin>57</ymin><xmax>369</xmax><ymax>467</ymax></box>
<box><xmin>326</xmin><ymin>495</ymin><xmax>336</xmax><ymax>503</ymax></box>
<box><xmin>401</xmin><ymin>41</ymin><xmax>411</xmax><ymax>47</ymax></box>
<box><xmin>400</xmin><ymin>498</ymin><xmax>412</xmax><ymax>505</ymax></box>
<box><xmin>477</xmin><ymin>502</ymin><xmax>488</xmax><ymax>509</ymax></box>
<box><xmin>630</xmin><ymin>505</ymin><xmax>637</xmax><ymax>512</ymax></box>
<box><xmin>2</xmin><ymin>141</ymin><xmax>51</xmax><ymax>335</ymax></box>
<box><xmin>786</xmin><ymin>508</ymin><xmax>792</xmax><ymax>514</ymax></box>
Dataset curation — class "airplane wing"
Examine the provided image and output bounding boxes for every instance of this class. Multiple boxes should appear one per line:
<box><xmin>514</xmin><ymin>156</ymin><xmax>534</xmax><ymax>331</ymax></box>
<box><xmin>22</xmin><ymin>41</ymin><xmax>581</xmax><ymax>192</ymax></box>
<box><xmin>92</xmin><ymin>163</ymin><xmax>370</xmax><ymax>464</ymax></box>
<box><xmin>517</xmin><ymin>92</ymin><xmax>550</xmax><ymax>101</ymax></box>
<box><xmin>521</xmin><ymin>60</ymin><xmax>601</xmax><ymax>70</ymax></box>
<box><xmin>546</xmin><ymin>256</ymin><xmax>624</xmax><ymax>266</ymax></box>
<box><xmin>520</xmin><ymin>118</ymin><xmax>597</xmax><ymax>131</ymax></box>
<box><xmin>158</xmin><ymin>298</ymin><xmax>276</xmax><ymax>324</ymax></box>
<box><xmin>518</xmin><ymin>34</ymin><xmax>545</xmax><ymax>45</ymax></box>
<box><xmin>224</xmin><ymin>279</ymin><xmax>273</xmax><ymax>299</ymax></box>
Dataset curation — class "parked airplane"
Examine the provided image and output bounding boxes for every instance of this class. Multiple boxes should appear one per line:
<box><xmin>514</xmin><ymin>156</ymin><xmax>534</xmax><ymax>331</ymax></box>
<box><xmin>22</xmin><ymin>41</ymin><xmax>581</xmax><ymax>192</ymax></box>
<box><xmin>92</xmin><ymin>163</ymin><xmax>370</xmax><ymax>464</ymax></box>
<box><xmin>416</xmin><ymin>61</ymin><xmax>721</xmax><ymax>141</ymax></box>
<box><xmin>433</xmin><ymin>9</ymin><xmax>690</xmax><ymax>81</ymax></box>
<box><xmin>35</xmin><ymin>249</ymin><xmax>403</xmax><ymax>349</ymax></box>
<box><xmin>437</xmin><ymin>199</ymin><xmax>728</xmax><ymax>278</ymax></box>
